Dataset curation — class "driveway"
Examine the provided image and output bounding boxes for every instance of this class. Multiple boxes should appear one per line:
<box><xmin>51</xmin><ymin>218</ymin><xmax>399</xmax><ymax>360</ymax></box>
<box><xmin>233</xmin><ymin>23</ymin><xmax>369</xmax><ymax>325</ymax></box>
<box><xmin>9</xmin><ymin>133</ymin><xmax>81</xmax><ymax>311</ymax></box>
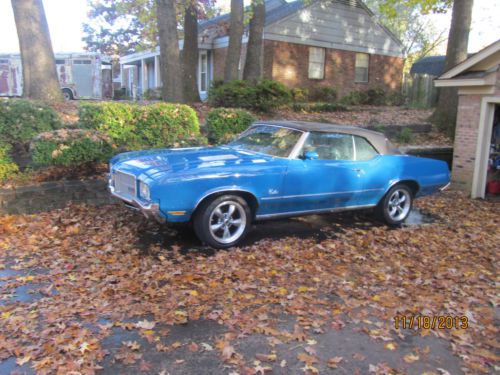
<box><xmin>0</xmin><ymin>191</ymin><xmax>497</xmax><ymax>374</ymax></box>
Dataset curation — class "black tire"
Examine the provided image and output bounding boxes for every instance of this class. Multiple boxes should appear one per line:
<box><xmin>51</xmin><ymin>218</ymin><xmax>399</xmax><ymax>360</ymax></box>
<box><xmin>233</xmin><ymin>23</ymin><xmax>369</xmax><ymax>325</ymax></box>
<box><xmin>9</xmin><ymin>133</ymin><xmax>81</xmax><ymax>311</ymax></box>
<box><xmin>376</xmin><ymin>184</ymin><xmax>413</xmax><ymax>226</ymax></box>
<box><xmin>62</xmin><ymin>88</ymin><xmax>74</xmax><ymax>100</ymax></box>
<box><xmin>193</xmin><ymin>195</ymin><xmax>251</xmax><ymax>248</ymax></box>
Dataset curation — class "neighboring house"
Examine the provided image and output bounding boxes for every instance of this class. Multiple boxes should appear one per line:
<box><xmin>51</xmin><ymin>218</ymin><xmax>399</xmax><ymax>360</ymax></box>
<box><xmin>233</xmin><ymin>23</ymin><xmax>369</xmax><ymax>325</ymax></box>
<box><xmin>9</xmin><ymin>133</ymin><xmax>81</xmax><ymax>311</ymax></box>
<box><xmin>0</xmin><ymin>52</ymin><xmax>113</xmax><ymax>100</ymax></box>
<box><xmin>434</xmin><ymin>39</ymin><xmax>500</xmax><ymax>198</ymax></box>
<box><xmin>119</xmin><ymin>0</ymin><xmax>404</xmax><ymax>100</ymax></box>
<box><xmin>406</xmin><ymin>56</ymin><xmax>448</xmax><ymax>108</ymax></box>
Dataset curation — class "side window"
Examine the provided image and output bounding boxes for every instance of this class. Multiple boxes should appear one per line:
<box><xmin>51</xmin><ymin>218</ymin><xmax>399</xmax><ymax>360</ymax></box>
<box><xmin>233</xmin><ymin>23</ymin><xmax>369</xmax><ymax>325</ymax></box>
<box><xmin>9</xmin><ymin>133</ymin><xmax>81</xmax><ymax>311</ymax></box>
<box><xmin>302</xmin><ymin>132</ymin><xmax>354</xmax><ymax>160</ymax></box>
<box><xmin>354</xmin><ymin>136</ymin><xmax>379</xmax><ymax>160</ymax></box>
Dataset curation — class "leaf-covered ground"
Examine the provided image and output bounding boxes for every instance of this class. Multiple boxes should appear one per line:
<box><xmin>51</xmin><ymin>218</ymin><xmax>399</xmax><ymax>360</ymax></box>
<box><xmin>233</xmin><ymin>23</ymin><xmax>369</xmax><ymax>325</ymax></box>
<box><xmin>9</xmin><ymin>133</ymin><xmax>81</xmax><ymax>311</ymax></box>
<box><xmin>0</xmin><ymin>191</ymin><xmax>498</xmax><ymax>374</ymax></box>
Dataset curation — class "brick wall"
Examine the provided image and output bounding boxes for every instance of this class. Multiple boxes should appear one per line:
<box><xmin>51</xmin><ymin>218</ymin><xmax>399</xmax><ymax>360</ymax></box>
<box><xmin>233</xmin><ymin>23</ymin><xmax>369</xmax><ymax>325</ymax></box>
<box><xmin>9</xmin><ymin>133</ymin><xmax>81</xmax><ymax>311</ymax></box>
<box><xmin>263</xmin><ymin>40</ymin><xmax>403</xmax><ymax>96</ymax></box>
<box><xmin>452</xmin><ymin>94</ymin><xmax>482</xmax><ymax>189</ymax></box>
<box><xmin>213</xmin><ymin>40</ymin><xmax>404</xmax><ymax>96</ymax></box>
<box><xmin>451</xmin><ymin>70</ymin><xmax>500</xmax><ymax>191</ymax></box>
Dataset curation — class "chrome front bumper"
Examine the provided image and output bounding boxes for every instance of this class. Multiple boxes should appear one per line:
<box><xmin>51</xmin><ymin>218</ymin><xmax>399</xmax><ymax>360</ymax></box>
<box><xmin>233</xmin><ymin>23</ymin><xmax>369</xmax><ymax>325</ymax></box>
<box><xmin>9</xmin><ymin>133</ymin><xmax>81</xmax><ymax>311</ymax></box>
<box><xmin>109</xmin><ymin>185</ymin><xmax>165</xmax><ymax>223</ymax></box>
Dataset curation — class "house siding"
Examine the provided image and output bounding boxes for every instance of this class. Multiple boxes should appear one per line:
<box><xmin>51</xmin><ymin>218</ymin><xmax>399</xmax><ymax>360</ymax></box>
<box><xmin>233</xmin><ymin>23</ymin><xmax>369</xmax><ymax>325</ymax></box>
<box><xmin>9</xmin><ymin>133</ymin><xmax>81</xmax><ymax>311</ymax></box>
<box><xmin>264</xmin><ymin>0</ymin><xmax>403</xmax><ymax>57</ymax></box>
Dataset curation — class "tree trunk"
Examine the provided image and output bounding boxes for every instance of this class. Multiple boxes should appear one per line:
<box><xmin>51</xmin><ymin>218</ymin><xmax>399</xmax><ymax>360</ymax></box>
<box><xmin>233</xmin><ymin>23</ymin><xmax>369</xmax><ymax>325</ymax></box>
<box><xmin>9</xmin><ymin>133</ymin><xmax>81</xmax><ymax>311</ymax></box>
<box><xmin>182</xmin><ymin>3</ymin><xmax>201</xmax><ymax>103</ymax></box>
<box><xmin>156</xmin><ymin>0</ymin><xmax>183</xmax><ymax>102</ymax></box>
<box><xmin>224</xmin><ymin>0</ymin><xmax>244</xmax><ymax>82</ymax></box>
<box><xmin>11</xmin><ymin>0</ymin><xmax>63</xmax><ymax>103</ymax></box>
<box><xmin>433</xmin><ymin>0</ymin><xmax>474</xmax><ymax>136</ymax></box>
<box><xmin>243</xmin><ymin>0</ymin><xmax>265</xmax><ymax>82</ymax></box>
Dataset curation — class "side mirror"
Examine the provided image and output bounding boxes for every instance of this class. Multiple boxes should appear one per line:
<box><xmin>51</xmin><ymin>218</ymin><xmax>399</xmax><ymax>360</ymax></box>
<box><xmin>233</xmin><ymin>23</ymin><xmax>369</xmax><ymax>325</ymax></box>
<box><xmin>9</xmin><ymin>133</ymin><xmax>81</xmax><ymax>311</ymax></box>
<box><xmin>304</xmin><ymin>151</ymin><xmax>319</xmax><ymax>160</ymax></box>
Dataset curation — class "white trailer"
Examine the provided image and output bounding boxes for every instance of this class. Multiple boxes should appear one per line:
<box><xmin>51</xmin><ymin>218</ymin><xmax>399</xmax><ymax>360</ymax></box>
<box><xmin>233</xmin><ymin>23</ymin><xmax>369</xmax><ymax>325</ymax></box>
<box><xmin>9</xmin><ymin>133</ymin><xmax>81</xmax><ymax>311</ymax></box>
<box><xmin>0</xmin><ymin>52</ymin><xmax>113</xmax><ymax>100</ymax></box>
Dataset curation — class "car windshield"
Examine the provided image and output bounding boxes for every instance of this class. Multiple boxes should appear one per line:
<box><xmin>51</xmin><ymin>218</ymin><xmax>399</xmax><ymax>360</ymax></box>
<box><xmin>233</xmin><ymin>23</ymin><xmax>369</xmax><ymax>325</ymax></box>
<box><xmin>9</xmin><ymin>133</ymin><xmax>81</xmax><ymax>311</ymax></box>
<box><xmin>228</xmin><ymin>125</ymin><xmax>302</xmax><ymax>157</ymax></box>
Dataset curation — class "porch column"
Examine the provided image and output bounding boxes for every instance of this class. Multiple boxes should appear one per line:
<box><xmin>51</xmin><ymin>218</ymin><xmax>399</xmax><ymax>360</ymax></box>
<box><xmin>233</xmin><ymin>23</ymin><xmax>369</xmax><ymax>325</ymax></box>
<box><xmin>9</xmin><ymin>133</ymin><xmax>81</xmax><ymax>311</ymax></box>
<box><xmin>154</xmin><ymin>55</ymin><xmax>161</xmax><ymax>88</ymax></box>
<box><xmin>141</xmin><ymin>58</ymin><xmax>147</xmax><ymax>95</ymax></box>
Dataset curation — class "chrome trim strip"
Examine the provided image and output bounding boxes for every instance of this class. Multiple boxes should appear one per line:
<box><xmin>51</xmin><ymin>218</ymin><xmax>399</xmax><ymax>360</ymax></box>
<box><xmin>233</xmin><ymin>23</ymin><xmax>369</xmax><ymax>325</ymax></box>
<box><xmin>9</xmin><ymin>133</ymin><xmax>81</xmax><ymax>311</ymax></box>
<box><xmin>193</xmin><ymin>188</ymin><xmax>258</xmax><ymax>214</ymax></box>
<box><xmin>260</xmin><ymin>188</ymin><xmax>384</xmax><ymax>201</ymax></box>
<box><xmin>288</xmin><ymin>131</ymin><xmax>310</xmax><ymax>159</ymax></box>
<box><xmin>439</xmin><ymin>182</ymin><xmax>451</xmax><ymax>191</ymax></box>
<box><xmin>255</xmin><ymin>204</ymin><xmax>376</xmax><ymax>220</ymax></box>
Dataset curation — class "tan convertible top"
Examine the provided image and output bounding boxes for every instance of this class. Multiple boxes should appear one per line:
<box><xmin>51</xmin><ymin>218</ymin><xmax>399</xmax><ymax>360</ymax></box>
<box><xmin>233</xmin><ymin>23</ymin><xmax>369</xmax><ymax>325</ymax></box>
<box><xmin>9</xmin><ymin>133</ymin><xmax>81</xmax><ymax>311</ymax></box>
<box><xmin>252</xmin><ymin>121</ymin><xmax>401</xmax><ymax>155</ymax></box>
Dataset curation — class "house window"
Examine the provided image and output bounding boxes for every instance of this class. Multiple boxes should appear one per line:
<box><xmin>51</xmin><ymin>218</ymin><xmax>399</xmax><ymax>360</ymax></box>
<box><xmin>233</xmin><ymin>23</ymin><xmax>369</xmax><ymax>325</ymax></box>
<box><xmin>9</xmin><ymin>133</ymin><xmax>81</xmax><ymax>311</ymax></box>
<box><xmin>308</xmin><ymin>47</ymin><xmax>325</xmax><ymax>80</ymax></box>
<box><xmin>355</xmin><ymin>53</ymin><xmax>369</xmax><ymax>83</ymax></box>
<box><xmin>200</xmin><ymin>53</ymin><xmax>208</xmax><ymax>92</ymax></box>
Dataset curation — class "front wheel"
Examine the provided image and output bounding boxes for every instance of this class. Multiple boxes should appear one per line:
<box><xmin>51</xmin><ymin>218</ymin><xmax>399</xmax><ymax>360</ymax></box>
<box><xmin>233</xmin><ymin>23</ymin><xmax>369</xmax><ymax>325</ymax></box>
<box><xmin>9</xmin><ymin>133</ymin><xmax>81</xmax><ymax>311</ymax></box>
<box><xmin>193</xmin><ymin>195</ymin><xmax>251</xmax><ymax>248</ymax></box>
<box><xmin>376</xmin><ymin>184</ymin><xmax>413</xmax><ymax>226</ymax></box>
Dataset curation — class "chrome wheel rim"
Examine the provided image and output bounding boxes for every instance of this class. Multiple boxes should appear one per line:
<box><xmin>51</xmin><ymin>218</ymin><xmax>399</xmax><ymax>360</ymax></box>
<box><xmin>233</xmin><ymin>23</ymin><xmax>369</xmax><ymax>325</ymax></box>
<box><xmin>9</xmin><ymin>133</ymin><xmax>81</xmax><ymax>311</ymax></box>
<box><xmin>209</xmin><ymin>201</ymin><xmax>246</xmax><ymax>244</ymax></box>
<box><xmin>387</xmin><ymin>189</ymin><xmax>411</xmax><ymax>221</ymax></box>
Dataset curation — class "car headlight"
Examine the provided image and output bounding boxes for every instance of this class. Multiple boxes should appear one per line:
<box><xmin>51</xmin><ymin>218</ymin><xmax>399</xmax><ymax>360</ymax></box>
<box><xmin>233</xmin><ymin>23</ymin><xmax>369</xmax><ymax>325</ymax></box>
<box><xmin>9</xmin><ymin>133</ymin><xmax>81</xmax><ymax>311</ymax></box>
<box><xmin>139</xmin><ymin>181</ymin><xmax>150</xmax><ymax>200</ymax></box>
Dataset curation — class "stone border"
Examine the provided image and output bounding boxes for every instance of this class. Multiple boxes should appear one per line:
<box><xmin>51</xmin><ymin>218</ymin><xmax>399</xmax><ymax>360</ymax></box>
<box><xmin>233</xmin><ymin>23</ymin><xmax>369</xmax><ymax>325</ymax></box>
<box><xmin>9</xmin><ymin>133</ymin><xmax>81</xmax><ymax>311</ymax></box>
<box><xmin>0</xmin><ymin>179</ymin><xmax>118</xmax><ymax>215</ymax></box>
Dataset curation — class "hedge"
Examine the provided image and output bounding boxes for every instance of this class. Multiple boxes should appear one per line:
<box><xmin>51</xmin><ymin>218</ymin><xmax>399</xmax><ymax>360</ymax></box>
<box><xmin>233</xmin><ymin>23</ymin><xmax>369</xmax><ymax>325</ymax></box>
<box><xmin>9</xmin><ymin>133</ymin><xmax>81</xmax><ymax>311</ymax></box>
<box><xmin>208</xmin><ymin>80</ymin><xmax>292</xmax><ymax>112</ymax></box>
<box><xmin>31</xmin><ymin>129</ymin><xmax>116</xmax><ymax>167</ymax></box>
<box><xmin>340</xmin><ymin>88</ymin><xmax>406</xmax><ymax>106</ymax></box>
<box><xmin>206</xmin><ymin>108</ymin><xmax>255</xmax><ymax>144</ymax></box>
<box><xmin>78</xmin><ymin>102</ymin><xmax>203</xmax><ymax>150</ymax></box>
<box><xmin>0</xmin><ymin>99</ymin><xmax>61</xmax><ymax>145</ymax></box>
<box><xmin>292</xmin><ymin>102</ymin><xmax>348</xmax><ymax>113</ymax></box>
<box><xmin>0</xmin><ymin>142</ymin><xmax>19</xmax><ymax>181</ymax></box>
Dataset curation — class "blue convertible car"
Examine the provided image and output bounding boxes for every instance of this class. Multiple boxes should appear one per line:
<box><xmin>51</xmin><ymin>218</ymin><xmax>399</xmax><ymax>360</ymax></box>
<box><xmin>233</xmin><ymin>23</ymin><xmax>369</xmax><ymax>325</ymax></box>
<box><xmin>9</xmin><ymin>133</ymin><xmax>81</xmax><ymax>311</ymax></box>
<box><xmin>109</xmin><ymin>121</ymin><xmax>450</xmax><ymax>248</ymax></box>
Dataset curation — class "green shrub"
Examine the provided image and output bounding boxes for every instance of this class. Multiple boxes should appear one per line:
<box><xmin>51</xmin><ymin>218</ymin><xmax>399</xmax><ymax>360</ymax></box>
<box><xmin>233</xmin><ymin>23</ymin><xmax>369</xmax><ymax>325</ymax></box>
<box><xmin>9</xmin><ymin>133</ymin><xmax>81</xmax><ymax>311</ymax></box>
<box><xmin>79</xmin><ymin>102</ymin><xmax>139</xmax><ymax>148</ymax></box>
<box><xmin>339</xmin><ymin>91</ymin><xmax>369</xmax><ymax>106</ymax></box>
<box><xmin>0</xmin><ymin>142</ymin><xmax>19</xmax><ymax>181</ymax></box>
<box><xmin>291</xmin><ymin>87</ymin><xmax>309</xmax><ymax>102</ymax></box>
<box><xmin>135</xmin><ymin>103</ymin><xmax>201</xmax><ymax>148</ymax></box>
<box><xmin>309</xmin><ymin>87</ymin><xmax>338</xmax><ymax>103</ymax></box>
<box><xmin>291</xmin><ymin>102</ymin><xmax>348</xmax><ymax>113</ymax></box>
<box><xmin>208</xmin><ymin>79</ymin><xmax>291</xmax><ymax>112</ymax></box>
<box><xmin>395</xmin><ymin>127</ymin><xmax>414</xmax><ymax>143</ymax></box>
<box><xmin>339</xmin><ymin>88</ymin><xmax>405</xmax><ymax>106</ymax></box>
<box><xmin>0</xmin><ymin>99</ymin><xmax>61</xmax><ymax>145</ymax></box>
<box><xmin>143</xmin><ymin>88</ymin><xmax>162</xmax><ymax>100</ymax></box>
<box><xmin>206</xmin><ymin>108</ymin><xmax>255</xmax><ymax>144</ymax></box>
<box><xmin>79</xmin><ymin>102</ymin><xmax>202</xmax><ymax>150</ymax></box>
<box><xmin>31</xmin><ymin>129</ymin><xmax>116</xmax><ymax>167</ymax></box>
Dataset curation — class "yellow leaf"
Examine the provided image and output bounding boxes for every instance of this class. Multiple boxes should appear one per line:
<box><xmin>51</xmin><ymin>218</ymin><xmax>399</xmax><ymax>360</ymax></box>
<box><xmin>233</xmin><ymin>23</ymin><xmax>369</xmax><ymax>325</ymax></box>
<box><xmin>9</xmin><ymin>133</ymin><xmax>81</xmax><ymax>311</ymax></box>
<box><xmin>189</xmin><ymin>290</ymin><xmax>199</xmax><ymax>296</ymax></box>
<box><xmin>384</xmin><ymin>342</ymin><xmax>397</xmax><ymax>350</ymax></box>
<box><xmin>16</xmin><ymin>356</ymin><xmax>31</xmax><ymax>366</ymax></box>
<box><xmin>403</xmin><ymin>353</ymin><xmax>419</xmax><ymax>363</ymax></box>
<box><xmin>1</xmin><ymin>312</ymin><xmax>12</xmax><ymax>319</ymax></box>
<box><xmin>143</xmin><ymin>330</ymin><xmax>154</xmax><ymax>335</ymax></box>
<box><xmin>298</xmin><ymin>286</ymin><xmax>309</xmax><ymax>293</ymax></box>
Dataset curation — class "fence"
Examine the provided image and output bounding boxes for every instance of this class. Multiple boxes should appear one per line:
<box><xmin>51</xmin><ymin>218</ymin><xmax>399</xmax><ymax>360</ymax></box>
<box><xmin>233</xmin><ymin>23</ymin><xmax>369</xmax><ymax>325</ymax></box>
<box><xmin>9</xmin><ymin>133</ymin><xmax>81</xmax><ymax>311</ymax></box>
<box><xmin>403</xmin><ymin>73</ymin><xmax>438</xmax><ymax>108</ymax></box>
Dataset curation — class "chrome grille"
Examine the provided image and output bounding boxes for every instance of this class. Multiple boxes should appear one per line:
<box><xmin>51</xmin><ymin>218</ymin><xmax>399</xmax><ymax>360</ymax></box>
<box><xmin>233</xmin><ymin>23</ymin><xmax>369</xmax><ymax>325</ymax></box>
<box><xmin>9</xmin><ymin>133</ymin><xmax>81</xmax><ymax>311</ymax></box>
<box><xmin>113</xmin><ymin>171</ymin><xmax>136</xmax><ymax>198</ymax></box>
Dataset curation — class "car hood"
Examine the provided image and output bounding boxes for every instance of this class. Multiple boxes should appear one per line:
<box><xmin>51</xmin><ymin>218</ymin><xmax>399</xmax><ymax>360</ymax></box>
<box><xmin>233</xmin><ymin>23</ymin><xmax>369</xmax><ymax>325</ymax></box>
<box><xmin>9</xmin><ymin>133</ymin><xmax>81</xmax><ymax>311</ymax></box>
<box><xmin>110</xmin><ymin>146</ymin><xmax>277</xmax><ymax>179</ymax></box>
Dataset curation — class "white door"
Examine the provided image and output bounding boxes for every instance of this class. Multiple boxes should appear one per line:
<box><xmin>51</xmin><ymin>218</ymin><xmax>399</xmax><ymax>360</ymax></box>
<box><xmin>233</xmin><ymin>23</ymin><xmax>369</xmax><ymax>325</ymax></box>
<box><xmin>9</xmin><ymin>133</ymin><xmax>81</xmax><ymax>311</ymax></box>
<box><xmin>198</xmin><ymin>51</ymin><xmax>209</xmax><ymax>100</ymax></box>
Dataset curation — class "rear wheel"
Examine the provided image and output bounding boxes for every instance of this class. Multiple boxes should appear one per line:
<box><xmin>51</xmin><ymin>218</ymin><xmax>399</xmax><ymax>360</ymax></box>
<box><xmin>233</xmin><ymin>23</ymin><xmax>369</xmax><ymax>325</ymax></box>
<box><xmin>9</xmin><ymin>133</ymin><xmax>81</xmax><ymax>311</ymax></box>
<box><xmin>62</xmin><ymin>88</ymin><xmax>74</xmax><ymax>100</ymax></box>
<box><xmin>193</xmin><ymin>195</ymin><xmax>251</xmax><ymax>248</ymax></box>
<box><xmin>376</xmin><ymin>184</ymin><xmax>413</xmax><ymax>226</ymax></box>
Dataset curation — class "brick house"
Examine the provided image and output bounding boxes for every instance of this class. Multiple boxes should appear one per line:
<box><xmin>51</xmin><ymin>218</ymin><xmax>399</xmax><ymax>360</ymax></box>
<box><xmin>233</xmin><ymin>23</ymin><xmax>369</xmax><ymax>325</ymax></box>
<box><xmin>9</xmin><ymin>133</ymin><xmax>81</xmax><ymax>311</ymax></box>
<box><xmin>434</xmin><ymin>39</ymin><xmax>500</xmax><ymax>198</ymax></box>
<box><xmin>119</xmin><ymin>0</ymin><xmax>404</xmax><ymax>99</ymax></box>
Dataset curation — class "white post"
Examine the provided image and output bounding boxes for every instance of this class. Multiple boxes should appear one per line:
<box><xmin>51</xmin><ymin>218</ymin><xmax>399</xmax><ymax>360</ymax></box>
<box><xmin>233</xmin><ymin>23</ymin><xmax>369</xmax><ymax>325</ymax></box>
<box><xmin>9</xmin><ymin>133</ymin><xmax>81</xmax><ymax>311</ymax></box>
<box><xmin>141</xmin><ymin>59</ymin><xmax>147</xmax><ymax>95</ymax></box>
<box><xmin>154</xmin><ymin>55</ymin><xmax>160</xmax><ymax>88</ymax></box>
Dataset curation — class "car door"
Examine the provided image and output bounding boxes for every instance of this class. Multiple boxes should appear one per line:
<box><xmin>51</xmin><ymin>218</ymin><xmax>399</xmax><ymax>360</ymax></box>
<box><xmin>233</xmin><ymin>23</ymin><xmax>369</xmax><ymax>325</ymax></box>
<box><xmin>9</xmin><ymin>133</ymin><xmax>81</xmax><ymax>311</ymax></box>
<box><xmin>350</xmin><ymin>135</ymin><xmax>393</xmax><ymax>206</ymax></box>
<box><xmin>280</xmin><ymin>132</ymin><xmax>365</xmax><ymax>213</ymax></box>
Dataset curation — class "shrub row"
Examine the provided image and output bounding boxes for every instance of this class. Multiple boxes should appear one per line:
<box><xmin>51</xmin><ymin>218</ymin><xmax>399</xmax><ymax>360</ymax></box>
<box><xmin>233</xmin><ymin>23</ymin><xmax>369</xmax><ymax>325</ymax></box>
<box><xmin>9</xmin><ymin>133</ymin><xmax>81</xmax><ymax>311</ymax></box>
<box><xmin>78</xmin><ymin>102</ymin><xmax>203</xmax><ymax>150</ymax></box>
<box><xmin>30</xmin><ymin>129</ymin><xmax>116</xmax><ymax>167</ymax></box>
<box><xmin>0</xmin><ymin>142</ymin><xmax>19</xmax><ymax>181</ymax></box>
<box><xmin>339</xmin><ymin>88</ymin><xmax>405</xmax><ymax>106</ymax></box>
<box><xmin>208</xmin><ymin>80</ymin><xmax>291</xmax><ymax>112</ymax></box>
<box><xmin>0</xmin><ymin>99</ymin><xmax>61</xmax><ymax>145</ymax></box>
<box><xmin>206</xmin><ymin>108</ymin><xmax>255</xmax><ymax>144</ymax></box>
<box><xmin>292</xmin><ymin>102</ymin><xmax>348</xmax><ymax>113</ymax></box>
